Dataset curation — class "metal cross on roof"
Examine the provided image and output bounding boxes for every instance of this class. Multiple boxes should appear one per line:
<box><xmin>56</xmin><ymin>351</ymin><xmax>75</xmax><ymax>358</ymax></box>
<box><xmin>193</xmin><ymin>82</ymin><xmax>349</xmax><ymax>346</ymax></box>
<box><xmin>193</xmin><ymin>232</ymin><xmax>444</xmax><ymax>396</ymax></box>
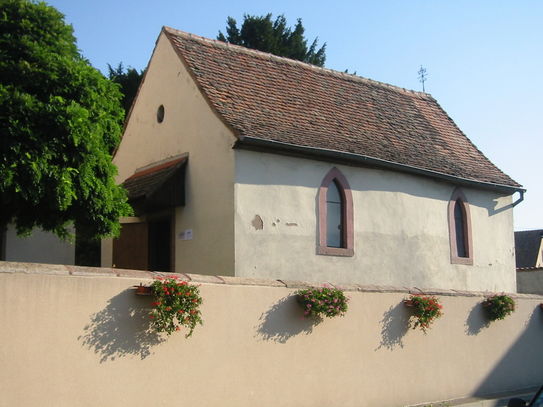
<box><xmin>418</xmin><ymin>65</ymin><xmax>428</xmax><ymax>92</ymax></box>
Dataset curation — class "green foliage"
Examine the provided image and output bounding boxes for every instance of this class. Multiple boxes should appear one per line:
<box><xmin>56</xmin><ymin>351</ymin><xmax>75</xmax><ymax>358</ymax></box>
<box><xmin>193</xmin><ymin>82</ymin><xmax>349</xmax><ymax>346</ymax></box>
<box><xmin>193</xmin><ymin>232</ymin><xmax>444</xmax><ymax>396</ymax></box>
<box><xmin>482</xmin><ymin>294</ymin><xmax>515</xmax><ymax>321</ymax></box>
<box><xmin>107</xmin><ymin>62</ymin><xmax>143</xmax><ymax>117</ymax></box>
<box><xmin>295</xmin><ymin>286</ymin><xmax>349</xmax><ymax>319</ymax></box>
<box><xmin>404</xmin><ymin>295</ymin><xmax>443</xmax><ymax>333</ymax></box>
<box><xmin>150</xmin><ymin>277</ymin><xmax>203</xmax><ymax>337</ymax></box>
<box><xmin>217</xmin><ymin>13</ymin><xmax>326</xmax><ymax>67</ymax></box>
<box><xmin>0</xmin><ymin>0</ymin><xmax>132</xmax><ymax>239</ymax></box>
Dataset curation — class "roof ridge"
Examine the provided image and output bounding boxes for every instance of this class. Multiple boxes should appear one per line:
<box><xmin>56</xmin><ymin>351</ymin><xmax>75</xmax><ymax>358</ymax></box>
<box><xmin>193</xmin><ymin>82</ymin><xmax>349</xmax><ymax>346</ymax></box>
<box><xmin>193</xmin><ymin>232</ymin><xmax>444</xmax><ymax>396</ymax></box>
<box><xmin>163</xmin><ymin>26</ymin><xmax>430</xmax><ymax>99</ymax></box>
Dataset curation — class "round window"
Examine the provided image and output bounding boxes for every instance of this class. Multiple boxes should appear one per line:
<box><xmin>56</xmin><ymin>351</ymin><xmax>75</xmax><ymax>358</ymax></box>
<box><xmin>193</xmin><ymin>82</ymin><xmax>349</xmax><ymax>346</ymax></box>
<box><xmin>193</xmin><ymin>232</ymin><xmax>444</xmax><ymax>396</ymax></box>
<box><xmin>157</xmin><ymin>105</ymin><xmax>165</xmax><ymax>123</ymax></box>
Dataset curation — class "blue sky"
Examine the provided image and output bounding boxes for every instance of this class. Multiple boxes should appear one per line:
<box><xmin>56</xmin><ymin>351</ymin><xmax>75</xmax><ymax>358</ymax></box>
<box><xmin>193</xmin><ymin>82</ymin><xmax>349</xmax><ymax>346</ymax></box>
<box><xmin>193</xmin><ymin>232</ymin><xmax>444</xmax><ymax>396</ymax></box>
<box><xmin>46</xmin><ymin>0</ymin><xmax>542</xmax><ymax>230</ymax></box>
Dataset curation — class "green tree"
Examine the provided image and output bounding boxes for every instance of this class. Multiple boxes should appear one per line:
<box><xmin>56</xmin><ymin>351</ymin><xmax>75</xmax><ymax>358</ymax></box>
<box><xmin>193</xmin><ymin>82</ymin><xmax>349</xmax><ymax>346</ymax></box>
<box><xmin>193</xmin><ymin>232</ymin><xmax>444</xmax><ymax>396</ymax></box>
<box><xmin>108</xmin><ymin>62</ymin><xmax>143</xmax><ymax>117</ymax></box>
<box><xmin>0</xmin><ymin>0</ymin><xmax>132</xmax><ymax>240</ymax></box>
<box><xmin>217</xmin><ymin>13</ymin><xmax>326</xmax><ymax>67</ymax></box>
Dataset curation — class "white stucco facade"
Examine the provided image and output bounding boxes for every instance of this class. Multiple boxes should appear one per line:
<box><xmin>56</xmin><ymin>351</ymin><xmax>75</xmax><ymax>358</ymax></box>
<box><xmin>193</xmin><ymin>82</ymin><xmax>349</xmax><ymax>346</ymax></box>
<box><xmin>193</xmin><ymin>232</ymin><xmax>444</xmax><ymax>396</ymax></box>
<box><xmin>3</xmin><ymin>224</ymin><xmax>75</xmax><ymax>265</ymax></box>
<box><xmin>234</xmin><ymin>150</ymin><xmax>516</xmax><ymax>292</ymax></box>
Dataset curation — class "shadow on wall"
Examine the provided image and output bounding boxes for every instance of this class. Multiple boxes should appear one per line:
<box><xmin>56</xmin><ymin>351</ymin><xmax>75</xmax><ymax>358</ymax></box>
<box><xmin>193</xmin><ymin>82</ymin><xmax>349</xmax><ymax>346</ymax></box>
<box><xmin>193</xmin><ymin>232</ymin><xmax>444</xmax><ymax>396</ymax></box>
<box><xmin>487</xmin><ymin>197</ymin><xmax>517</xmax><ymax>217</ymax></box>
<box><xmin>474</xmin><ymin>307</ymin><xmax>543</xmax><ymax>396</ymax></box>
<box><xmin>78</xmin><ymin>290</ymin><xmax>164</xmax><ymax>363</ymax></box>
<box><xmin>465</xmin><ymin>302</ymin><xmax>491</xmax><ymax>336</ymax></box>
<box><xmin>377</xmin><ymin>301</ymin><xmax>411</xmax><ymax>350</ymax></box>
<box><xmin>255</xmin><ymin>295</ymin><xmax>319</xmax><ymax>343</ymax></box>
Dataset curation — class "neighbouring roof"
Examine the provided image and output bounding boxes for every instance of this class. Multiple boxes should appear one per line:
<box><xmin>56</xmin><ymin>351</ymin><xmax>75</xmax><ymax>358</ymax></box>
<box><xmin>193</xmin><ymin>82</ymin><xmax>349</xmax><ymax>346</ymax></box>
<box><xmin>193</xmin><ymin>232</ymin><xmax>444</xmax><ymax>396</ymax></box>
<box><xmin>163</xmin><ymin>27</ymin><xmax>521</xmax><ymax>192</ymax></box>
<box><xmin>123</xmin><ymin>155</ymin><xmax>187</xmax><ymax>214</ymax></box>
<box><xmin>515</xmin><ymin>229</ymin><xmax>543</xmax><ymax>269</ymax></box>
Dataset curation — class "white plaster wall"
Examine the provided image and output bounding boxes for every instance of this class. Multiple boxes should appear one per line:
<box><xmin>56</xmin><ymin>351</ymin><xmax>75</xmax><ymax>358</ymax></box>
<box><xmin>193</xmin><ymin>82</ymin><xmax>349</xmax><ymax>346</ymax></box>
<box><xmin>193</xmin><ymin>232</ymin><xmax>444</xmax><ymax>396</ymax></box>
<box><xmin>4</xmin><ymin>224</ymin><xmax>74</xmax><ymax>265</ymax></box>
<box><xmin>234</xmin><ymin>150</ymin><xmax>516</xmax><ymax>292</ymax></box>
<box><xmin>107</xmin><ymin>32</ymin><xmax>237</xmax><ymax>276</ymax></box>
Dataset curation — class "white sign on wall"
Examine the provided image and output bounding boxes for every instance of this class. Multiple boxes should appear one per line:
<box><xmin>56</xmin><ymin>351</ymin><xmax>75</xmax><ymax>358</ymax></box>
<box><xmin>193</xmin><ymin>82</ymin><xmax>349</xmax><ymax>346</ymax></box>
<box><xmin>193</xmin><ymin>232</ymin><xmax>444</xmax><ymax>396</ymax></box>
<box><xmin>178</xmin><ymin>229</ymin><xmax>193</xmax><ymax>240</ymax></box>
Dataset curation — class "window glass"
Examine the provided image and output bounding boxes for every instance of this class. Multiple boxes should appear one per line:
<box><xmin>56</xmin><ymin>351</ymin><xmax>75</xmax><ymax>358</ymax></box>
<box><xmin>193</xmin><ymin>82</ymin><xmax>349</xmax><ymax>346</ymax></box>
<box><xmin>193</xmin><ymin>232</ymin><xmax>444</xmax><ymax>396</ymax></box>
<box><xmin>326</xmin><ymin>181</ymin><xmax>342</xmax><ymax>248</ymax></box>
<box><xmin>454</xmin><ymin>199</ymin><xmax>467</xmax><ymax>257</ymax></box>
<box><xmin>317</xmin><ymin>168</ymin><xmax>353</xmax><ymax>256</ymax></box>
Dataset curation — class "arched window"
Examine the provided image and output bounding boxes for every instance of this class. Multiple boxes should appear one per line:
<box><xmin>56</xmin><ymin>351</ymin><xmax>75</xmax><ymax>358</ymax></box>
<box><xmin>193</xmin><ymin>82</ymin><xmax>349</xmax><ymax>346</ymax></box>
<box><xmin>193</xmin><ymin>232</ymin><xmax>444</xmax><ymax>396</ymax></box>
<box><xmin>448</xmin><ymin>188</ymin><xmax>473</xmax><ymax>265</ymax></box>
<box><xmin>317</xmin><ymin>168</ymin><xmax>354</xmax><ymax>257</ymax></box>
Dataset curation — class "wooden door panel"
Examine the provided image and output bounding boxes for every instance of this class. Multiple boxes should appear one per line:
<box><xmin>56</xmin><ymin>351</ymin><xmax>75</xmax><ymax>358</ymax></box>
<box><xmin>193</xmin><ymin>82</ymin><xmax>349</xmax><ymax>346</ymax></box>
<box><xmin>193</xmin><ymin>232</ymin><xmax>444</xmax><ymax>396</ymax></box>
<box><xmin>113</xmin><ymin>222</ymin><xmax>148</xmax><ymax>270</ymax></box>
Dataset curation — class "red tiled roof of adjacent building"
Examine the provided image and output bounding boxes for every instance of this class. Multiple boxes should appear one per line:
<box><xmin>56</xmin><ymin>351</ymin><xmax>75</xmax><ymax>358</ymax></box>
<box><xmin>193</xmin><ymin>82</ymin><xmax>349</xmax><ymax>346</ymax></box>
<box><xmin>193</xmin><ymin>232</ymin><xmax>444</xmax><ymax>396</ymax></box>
<box><xmin>163</xmin><ymin>27</ymin><xmax>521</xmax><ymax>190</ymax></box>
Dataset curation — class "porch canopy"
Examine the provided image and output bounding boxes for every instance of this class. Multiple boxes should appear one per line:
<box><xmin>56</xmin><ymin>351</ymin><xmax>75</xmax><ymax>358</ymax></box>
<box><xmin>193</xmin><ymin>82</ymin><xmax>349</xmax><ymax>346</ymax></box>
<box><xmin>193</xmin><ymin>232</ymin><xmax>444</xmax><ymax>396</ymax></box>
<box><xmin>122</xmin><ymin>155</ymin><xmax>187</xmax><ymax>215</ymax></box>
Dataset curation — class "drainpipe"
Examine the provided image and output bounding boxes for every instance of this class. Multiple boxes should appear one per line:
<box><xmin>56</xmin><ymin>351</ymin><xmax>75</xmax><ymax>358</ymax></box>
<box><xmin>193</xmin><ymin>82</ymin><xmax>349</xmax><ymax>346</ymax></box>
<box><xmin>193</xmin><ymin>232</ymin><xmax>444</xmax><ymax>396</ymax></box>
<box><xmin>512</xmin><ymin>190</ymin><xmax>525</xmax><ymax>207</ymax></box>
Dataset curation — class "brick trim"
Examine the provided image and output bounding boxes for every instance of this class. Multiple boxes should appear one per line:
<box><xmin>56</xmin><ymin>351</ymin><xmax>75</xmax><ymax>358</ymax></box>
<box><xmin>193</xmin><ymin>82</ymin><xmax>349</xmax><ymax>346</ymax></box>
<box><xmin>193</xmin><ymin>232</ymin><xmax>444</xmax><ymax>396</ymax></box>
<box><xmin>317</xmin><ymin>168</ymin><xmax>354</xmax><ymax>257</ymax></box>
<box><xmin>448</xmin><ymin>188</ymin><xmax>473</xmax><ymax>265</ymax></box>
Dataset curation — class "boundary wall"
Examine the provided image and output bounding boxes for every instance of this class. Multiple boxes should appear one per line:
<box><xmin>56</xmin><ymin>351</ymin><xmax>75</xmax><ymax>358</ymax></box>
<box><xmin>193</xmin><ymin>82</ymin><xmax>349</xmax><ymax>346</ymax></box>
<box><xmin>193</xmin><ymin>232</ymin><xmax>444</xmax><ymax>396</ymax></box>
<box><xmin>517</xmin><ymin>268</ymin><xmax>543</xmax><ymax>295</ymax></box>
<box><xmin>1</xmin><ymin>261</ymin><xmax>542</xmax><ymax>407</ymax></box>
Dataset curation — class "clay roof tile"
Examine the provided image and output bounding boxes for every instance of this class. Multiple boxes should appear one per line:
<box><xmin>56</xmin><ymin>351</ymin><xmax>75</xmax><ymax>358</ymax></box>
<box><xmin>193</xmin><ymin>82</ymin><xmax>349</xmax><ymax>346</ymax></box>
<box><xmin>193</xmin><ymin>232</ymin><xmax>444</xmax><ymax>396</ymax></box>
<box><xmin>163</xmin><ymin>27</ymin><xmax>520</xmax><ymax>189</ymax></box>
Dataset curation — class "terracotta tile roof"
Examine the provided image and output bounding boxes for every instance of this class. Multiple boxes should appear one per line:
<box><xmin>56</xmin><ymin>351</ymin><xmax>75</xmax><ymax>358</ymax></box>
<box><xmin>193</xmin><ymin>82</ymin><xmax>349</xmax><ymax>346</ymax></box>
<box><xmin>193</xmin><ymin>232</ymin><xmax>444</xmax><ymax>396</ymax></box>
<box><xmin>164</xmin><ymin>27</ymin><xmax>521</xmax><ymax>189</ymax></box>
<box><xmin>515</xmin><ymin>230</ymin><xmax>543</xmax><ymax>268</ymax></box>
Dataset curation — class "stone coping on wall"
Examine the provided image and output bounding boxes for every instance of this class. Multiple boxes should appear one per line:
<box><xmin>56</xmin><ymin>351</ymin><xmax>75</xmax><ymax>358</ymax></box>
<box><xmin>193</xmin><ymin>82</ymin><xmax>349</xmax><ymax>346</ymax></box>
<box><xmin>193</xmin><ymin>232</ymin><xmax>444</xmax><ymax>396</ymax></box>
<box><xmin>1</xmin><ymin>260</ymin><xmax>542</xmax><ymax>299</ymax></box>
<box><xmin>517</xmin><ymin>267</ymin><xmax>543</xmax><ymax>272</ymax></box>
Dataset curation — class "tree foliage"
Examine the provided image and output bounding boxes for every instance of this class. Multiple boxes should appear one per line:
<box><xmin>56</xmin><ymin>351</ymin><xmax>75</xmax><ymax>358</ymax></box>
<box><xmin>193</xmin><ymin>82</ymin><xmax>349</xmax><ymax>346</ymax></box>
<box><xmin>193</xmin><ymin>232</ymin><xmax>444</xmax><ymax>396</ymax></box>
<box><xmin>0</xmin><ymin>0</ymin><xmax>132</xmax><ymax>240</ymax></box>
<box><xmin>108</xmin><ymin>62</ymin><xmax>143</xmax><ymax>117</ymax></box>
<box><xmin>217</xmin><ymin>13</ymin><xmax>326</xmax><ymax>67</ymax></box>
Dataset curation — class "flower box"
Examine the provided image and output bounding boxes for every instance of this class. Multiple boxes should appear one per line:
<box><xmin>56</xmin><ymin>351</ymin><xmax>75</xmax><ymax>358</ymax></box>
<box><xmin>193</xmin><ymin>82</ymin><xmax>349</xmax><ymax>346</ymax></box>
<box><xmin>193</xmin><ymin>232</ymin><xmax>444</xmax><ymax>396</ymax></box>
<box><xmin>403</xmin><ymin>295</ymin><xmax>443</xmax><ymax>333</ymax></box>
<box><xmin>134</xmin><ymin>284</ymin><xmax>152</xmax><ymax>296</ymax></box>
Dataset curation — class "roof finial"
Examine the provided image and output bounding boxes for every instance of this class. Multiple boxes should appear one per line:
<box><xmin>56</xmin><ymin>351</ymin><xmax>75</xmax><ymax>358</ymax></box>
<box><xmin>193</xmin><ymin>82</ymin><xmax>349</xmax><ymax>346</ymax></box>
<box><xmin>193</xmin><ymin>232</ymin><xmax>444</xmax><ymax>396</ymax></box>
<box><xmin>418</xmin><ymin>65</ymin><xmax>428</xmax><ymax>92</ymax></box>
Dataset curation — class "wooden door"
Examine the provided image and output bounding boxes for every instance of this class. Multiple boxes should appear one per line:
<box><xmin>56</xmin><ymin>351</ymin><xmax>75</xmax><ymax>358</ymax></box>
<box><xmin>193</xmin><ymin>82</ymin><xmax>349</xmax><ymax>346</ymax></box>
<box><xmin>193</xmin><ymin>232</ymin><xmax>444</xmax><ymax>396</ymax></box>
<box><xmin>112</xmin><ymin>222</ymin><xmax>148</xmax><ymax>270</ymax></box>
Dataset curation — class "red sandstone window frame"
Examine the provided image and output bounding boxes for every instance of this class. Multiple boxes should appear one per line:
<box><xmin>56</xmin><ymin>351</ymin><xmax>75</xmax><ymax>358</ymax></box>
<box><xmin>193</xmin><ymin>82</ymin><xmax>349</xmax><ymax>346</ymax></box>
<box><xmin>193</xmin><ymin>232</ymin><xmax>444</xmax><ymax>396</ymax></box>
<box><xmin>448</xmin><ymin>188</ymin><xmax>473</xmax><ymax>265</ymax></box>
<box><xmin>317</xmin><ymin>168</ymin><xmax>354</xmax><ymax>257</ymax></box>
